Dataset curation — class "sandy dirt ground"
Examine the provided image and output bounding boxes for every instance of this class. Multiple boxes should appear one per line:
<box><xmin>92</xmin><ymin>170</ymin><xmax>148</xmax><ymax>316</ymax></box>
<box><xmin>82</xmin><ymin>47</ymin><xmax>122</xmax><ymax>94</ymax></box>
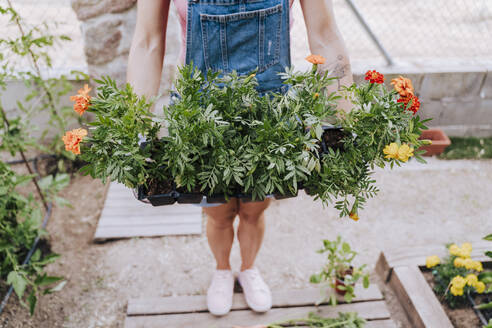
<box><xmin>0</xmin><ymin>158</ymin><xmax>491</xmax><ymax>327</ymax></box>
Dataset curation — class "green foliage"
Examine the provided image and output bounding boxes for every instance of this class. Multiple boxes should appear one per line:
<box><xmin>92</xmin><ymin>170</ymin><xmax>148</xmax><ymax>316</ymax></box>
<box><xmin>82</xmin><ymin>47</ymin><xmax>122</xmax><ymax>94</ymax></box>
<box><xmin>79</xmin><ymin>76</ymin><xmax>168</xmax><ymax>188</ymax></box>
<box><xmin>0</xmin><ymin>3</ymin><xmax>76</xmax><ymax>315</ymax></box>
<box><xmin>310</xmin><ymin>236</ymin><xmax>370</xmax><ymax>305</ymax></box>
<box><xmin>302</xmin><ymin>77</ymin><xmax>429</xmax><ymax>216</ymax></box>
<box><xmin>162</xmin><ymin>65</ymin><xmax>320</xmax><ymax>199</ymax></box>
<box><xmin>268</xmin><ymin>311</ymin><xmax>366</xmax><ymax>328</ymax></box>
<box><xmin>440</xmin><ymin>136</ymin><xmax>492</xmax><ymax>159</ymax></box>
<box><xmin>0</xmin><ymin>162</ymin><xmax>65</xmax><ymax>315</ymax></box>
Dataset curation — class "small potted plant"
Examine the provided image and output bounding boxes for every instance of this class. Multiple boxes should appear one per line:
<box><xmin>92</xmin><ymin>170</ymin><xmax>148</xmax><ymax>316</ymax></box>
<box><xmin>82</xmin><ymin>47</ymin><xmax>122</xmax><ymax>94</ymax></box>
<box><xmin>310</xmin><ymin>236</ymin><xmax>370</xmax><ymax>305</ymax></box>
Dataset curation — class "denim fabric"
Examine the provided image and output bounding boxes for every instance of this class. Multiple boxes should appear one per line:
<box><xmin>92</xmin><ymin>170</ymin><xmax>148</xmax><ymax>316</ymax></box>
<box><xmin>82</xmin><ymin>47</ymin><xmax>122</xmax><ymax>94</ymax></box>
<box><xmin>186</xmin><ymin>0</ymin><xmax>291</xmax><ymax>94</ymax></box>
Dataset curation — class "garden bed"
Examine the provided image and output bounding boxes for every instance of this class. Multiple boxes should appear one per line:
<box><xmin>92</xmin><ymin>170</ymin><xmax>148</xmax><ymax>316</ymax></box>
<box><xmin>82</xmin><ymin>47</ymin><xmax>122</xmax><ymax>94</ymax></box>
<box><xmin>376</xmin><ymin>243</ymin><xmax>491</xmax><ymax>328</ymax></box>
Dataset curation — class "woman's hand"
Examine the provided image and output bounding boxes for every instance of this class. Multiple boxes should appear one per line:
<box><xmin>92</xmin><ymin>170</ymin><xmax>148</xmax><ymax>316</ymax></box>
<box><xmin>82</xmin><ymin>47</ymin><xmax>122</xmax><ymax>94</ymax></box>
<box><xmin>300</xmin><ymin>0</ymin><xmax>354</xmax><ymax>114</ymax></box>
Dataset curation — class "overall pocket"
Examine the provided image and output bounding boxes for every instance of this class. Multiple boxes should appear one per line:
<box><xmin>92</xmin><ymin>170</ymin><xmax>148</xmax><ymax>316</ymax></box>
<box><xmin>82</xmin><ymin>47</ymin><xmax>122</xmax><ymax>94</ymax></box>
<box><xmin>200</xmin><ymin>3</ymin><xmax>282</xmax><ymax>74</ymax></box>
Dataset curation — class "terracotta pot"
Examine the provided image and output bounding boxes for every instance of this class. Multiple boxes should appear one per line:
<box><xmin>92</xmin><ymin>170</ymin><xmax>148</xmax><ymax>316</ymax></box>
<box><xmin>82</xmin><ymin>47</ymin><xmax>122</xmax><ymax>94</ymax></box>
<box><xmin>418</xmin><ymin>128</ymin><xmax>451</xmax><ymax>156</ymax></box>
<box><xmin>334</xmin><ymin>267</ymin><xmax>355</xmax><ymax>296</ymax></box>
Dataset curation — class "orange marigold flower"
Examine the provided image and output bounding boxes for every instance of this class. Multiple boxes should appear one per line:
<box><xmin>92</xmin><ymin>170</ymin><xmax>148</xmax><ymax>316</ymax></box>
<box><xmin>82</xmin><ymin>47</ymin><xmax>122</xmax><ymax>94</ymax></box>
<box><xmin>306</xmin><ymin>54</ymin><xmax>326</xmax><ymax>65</ymax></box>
<box><xmin>70</xmin><ymin>83</ymin><xmax>92</xmax><ymax>116</ymax></box>
<box><xmin>365</xmin><ymin>70</ymin><xmax>384</xmax><ymax>84</ymax></box>
<box><xmin>398</xmin><ymin>94</ymin><xmax>421</xmax><ymax>114</ymax></box>
<box><xmin>391</xmin><ymin>76</ymin><xmax>414</xmax><ymax>97</ymax></box>
<box><xmin>349</xmin><ymin>212</ymin><xmax>359</xmax><ymax>221</ymax></box>
<box><xmin>62</xmin><ymin>128</ymin><xmax>88</xmax><ymax>155</ymax></box>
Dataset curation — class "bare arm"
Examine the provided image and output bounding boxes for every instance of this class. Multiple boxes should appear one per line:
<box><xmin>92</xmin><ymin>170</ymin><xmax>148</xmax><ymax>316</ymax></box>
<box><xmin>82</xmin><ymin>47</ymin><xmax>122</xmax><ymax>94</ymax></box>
<box><xmin>126</xmin><ymin>0</ymin><xmax>171</xmax><ymax>106</ymax></box>
<box><xmin>300</xmin><ymin>0</ymin><xmax>353</xmax><ymax>113</ymax></box>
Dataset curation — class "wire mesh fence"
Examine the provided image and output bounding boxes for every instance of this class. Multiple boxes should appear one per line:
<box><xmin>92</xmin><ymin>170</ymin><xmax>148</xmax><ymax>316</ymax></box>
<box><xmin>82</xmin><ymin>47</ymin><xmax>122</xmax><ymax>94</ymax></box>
<box><xmin>1</xmin><ymin>0</ymin><xmax>492</xmax><ymax>75</ymax></box>
<box><xmin>334</xmin><ymin>0</ymin><xmax>492</xmax><ymax>64</ymax></box>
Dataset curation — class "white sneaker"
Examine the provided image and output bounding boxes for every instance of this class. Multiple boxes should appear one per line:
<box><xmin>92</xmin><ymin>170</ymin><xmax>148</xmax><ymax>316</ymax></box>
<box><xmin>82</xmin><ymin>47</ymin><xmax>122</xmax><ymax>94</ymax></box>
<box><xmin>207</xmin><ymin>269</ymin><xmax>235</xmax><ymax>316</ymax></box>
<box><xmin>238</xmin><ymin>267</ymin><xmax>272</xmax><ymax>312</ymax></box>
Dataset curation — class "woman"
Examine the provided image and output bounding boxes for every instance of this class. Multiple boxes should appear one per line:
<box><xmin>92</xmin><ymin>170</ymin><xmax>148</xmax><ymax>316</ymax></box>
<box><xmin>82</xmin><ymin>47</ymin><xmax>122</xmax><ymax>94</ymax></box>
<box><xmin>126</xmin><ymin>0</ymin><xmax>353</xmax><ymax>316</ymax></box>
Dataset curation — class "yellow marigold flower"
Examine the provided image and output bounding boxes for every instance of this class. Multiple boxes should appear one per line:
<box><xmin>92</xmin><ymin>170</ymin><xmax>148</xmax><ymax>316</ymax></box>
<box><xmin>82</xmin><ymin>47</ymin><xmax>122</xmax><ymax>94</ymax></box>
<box><xmin>305</xmin><ymin>54</ymin><xmax>326</xmax><ymax>65</ymax></box>
<box><xmin>464</xmin><ymin>258</ymin><xmax>474</xmax><ymax>270</ymax></box>
<box><xmin>473</xmin><ymin>261</ymin><xmax>483</xmax><ymax>272</ymax></box>
<box><xmin>454</xmin><ymin>257</ymin><xmax>465</xmax><ymax>268</ymax></box>
<box><xmin>457</xmin><ymin>248</ymin><xmax>471</xmax><ymax>258</ymax></box>
<box><xmin>425</xmin><ymin>255</ymin><xmax>440</xmax><ymax>268</ymax></box>
<box><xmin>313</xmin><ymin>92</ymin><xmax>319</xmax><ymax>99</ymax></box>
<box><xmin>450</xmin><ymin>286</ymin><xmax>463</xmax><ymax>296</ymax></box>
<box><xmin>475</xmin><ymin>281</ymin><xmax>485</xmax><ymax>294</ymax></box>
<box><xmin>349</xmin><ymin>212</ymin><xmax>359</xmax><ymax>221</ymax></box>
<box><xmin>451</xmin><ymin>276</ymin><xmax>466</xmax><ymax>289</ymax></box>
<box><xmin>397</xmin><ymin>143</ymin><xmax>414</xmax><ymax>162</ymax></box>
<box><xmin>465</xmin><ymin>274</ymin><xmax>478</xmax><ymax>286</ymax></box>
<box><xmin>461</xmin><ymin>242</ymin><xmax>472</xmax><ymax>252</ymax></box>
<box><xmin>449</xmin><ymin>244</ymin><xmax>460</xmax><ymax>256</ymax></box>
<box><xmin>383</xmin><ymin>143</ymin><xmax>399</xmax><ymax>160</ymax></box>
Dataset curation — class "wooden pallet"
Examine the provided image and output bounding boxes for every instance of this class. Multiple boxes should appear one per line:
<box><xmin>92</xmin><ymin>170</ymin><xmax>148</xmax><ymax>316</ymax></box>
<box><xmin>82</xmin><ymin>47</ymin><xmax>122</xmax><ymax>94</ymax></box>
<box><xmin>124</xmin><ymin>285</ymin><xmax>396</xmax><ymax>328</ymax></box>
<box><xmin>94</xmin><ymin>182</ymin><xmax>202</xmax><ymax>241</ymax></box>
<box><xmin>375</xmin><ymin>241</ymin><xmax>491</xmax><ymax>328</ymax></box>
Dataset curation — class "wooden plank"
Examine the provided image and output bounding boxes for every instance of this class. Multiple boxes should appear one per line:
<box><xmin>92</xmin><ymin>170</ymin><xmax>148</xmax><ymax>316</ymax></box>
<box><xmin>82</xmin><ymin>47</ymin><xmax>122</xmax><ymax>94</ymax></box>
<box><xmin>127</xmin><ymin>285</ymin><xmax>382</xmax><ymax>316</ymax></box>
<box><xmin>389</xmin><ymin>266</ymin><xmax>452</xmax><ymax>328</ymax></box>
<box><xmin>94</xmin><ymin>223</ymin><xmax>202</xmax><ymax>239</ymax></box>
<box><xmin>365</xmin><ymin>319</ymin><xmax>397</xmax><ymax>328</ymax></box>
<box><xmin>94</xmin><ymin>182</ymin><xmax>202</xmax><ymax>240</ymax></box>
<box><xmin>97</xmin><ymin>215</ymin><xmax>202</xmax><ymax>226</ymax></box>
<box><xmin>376</xmin><ymin>242</ymin><xmax>491</xmax><ymax>281</ymax></box>
<box><xmin>124</xmin><ymin>300</ymin><xmax>390</xmax><ymax>328</ymax></box>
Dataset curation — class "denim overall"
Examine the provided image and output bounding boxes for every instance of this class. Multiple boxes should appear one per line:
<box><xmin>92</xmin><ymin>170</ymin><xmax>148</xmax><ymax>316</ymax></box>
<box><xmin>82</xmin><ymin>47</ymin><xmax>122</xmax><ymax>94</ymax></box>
<box><xmin>186</xmin><ymin>0</ymin><xmax>291</xmax><ymax>95</ymax></box>
<box><xmin>185</xmin><ymin>0</ymin><xmax>292</xmax><ymax>207</ymax></box>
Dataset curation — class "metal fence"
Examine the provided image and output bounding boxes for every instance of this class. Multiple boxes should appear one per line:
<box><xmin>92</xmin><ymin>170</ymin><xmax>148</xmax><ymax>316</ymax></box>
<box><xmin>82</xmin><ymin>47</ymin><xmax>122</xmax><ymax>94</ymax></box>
<box><xmin>2</xmin><ymin>0</ymin><xmax>492</xmax><ymax>73</ymax></box>
<box><xmin>335</xmin><ymin>0</ymin><xmax>492</xmax><ymax>65</ymax></box>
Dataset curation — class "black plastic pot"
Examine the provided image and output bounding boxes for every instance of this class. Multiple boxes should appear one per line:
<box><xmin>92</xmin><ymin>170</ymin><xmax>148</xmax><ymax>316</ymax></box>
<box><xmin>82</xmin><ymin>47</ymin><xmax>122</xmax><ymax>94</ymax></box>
<box><xmin>206</xmin><ymin>194</ymin><xmax>228</xmax><ymax>204</ymax></box>
<box><xmin>137</xmin><ymin>184</ymin><xmax>177</xmax><ymax>206</ymax></box>
<box><xmin>273</xmin><ymin>190</ymin><xmax>298</xmax><ymax>200</ymax></box>
<box><xmin>176</xmin><ymin>190</ymin><xmax>203</xmax><ymax>204</ymax></box>
<box><xmin>306</xmin><ymin>125</ymin><xmax>354</xmax><ymax>156</ymax></box>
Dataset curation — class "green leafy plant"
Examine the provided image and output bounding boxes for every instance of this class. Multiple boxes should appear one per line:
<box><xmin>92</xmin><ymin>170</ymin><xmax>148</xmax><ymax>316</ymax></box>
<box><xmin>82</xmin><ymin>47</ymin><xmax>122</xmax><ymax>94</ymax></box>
<box><xmin>310</xmin><ymin>236</ymin><xmax>370</xmax><ymax>305</ymax></box>
<box><xmin>472</xmin><ymin>234</ymin><xmax>492</xmax><ymax>315</ymax></box>
<box><xmin>0</xmin><ymin>162</ymin><xmax>65</xmax><ymax>315</ymax></box>
<box><xmin>78</xmin><ymin>76</ymin><xmax>168</xmax><ymax>189</ymax></box>
<box><xmin>268</xmin><ymin>311</ymin><xmax>366</xmax><ymax>328</ymax></box>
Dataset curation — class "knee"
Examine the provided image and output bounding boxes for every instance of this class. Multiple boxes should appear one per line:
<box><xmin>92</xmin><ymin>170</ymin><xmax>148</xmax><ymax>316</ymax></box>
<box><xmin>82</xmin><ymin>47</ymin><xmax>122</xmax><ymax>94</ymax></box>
<box><xmin>238</xmin><ymin>202</ymin><xmax>269</xmax><ymax>224</ymax></box>
<box><xmin>206</xmin><ymin>208</ymin><xmax>238</xmax><ymax>229</ymax></box>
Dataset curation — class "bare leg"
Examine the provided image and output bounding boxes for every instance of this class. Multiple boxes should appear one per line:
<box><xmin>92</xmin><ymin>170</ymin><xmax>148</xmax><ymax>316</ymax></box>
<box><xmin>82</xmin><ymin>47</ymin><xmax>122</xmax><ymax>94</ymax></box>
<box><xmin>203</xmin><ymin>198</ymin><xmax>239</xmax><ymax>270</ymax></box>
<box><xmin>237</xmin><ymin>198</ymin><xmax>271</xmax><ymax>271</ymax></box>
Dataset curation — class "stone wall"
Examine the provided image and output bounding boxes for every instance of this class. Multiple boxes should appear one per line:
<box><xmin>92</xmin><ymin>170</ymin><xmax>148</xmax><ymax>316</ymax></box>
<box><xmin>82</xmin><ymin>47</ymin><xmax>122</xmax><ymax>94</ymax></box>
<box><xmin>70</xmin><ymin>0</ymin><xmax>181</xmax><ymax>101</ymax></box>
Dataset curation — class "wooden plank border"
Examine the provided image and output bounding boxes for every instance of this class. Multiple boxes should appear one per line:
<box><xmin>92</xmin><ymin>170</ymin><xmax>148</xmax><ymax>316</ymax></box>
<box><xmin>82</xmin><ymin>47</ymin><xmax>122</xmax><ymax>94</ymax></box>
<box><xmin>127</xmin><ymin>285</ymin><xmax>383</xmax><ymax>316</ymax></box>
<box><xmin>125</xmin><ymin>300</ymin><xmax>392</xmax><ymax>328</ymax></box>
<box><xmin>375</xmin><ymin>243</ymin><xmax>490</xmax><ymax>328</ymax></box>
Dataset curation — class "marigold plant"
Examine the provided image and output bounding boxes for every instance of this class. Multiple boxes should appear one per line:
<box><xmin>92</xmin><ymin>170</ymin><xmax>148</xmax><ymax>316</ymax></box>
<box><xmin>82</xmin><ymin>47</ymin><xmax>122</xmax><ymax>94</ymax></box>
<box><xmin>426</xmin><ymin>242</ymin><xmax>489</xmax><ymax>308</ymax></box>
